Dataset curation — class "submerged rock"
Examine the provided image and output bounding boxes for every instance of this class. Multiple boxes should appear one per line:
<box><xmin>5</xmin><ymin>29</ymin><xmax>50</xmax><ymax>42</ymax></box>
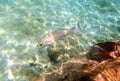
<box><xmin>86</xmin><ymin>40</ymin><xmax>120</xmax><ymax>62</ymax></box>
<box><xmin>47</xmin><ymin>36</ymin><xmax>84</xmax><ymax>64</ymax></box>
<box><xmin>33</xmin><ymin>59</ymin><xmax>120</xmax><ymax>81</ymax></box>
<box><xmin>33</xmin><ymin>40</ymin><xmax>120</xmax><ymax>81</ymax></box>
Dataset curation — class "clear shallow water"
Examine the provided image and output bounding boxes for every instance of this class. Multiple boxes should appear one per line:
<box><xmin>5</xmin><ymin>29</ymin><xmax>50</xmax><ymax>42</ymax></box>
<box><xmin>0</xmin><ymin>0</ymin><xmax>120</xmax><ymax>81</ymax></box>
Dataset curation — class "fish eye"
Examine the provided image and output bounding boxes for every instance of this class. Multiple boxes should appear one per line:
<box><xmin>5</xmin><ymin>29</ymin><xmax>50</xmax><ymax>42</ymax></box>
<box><xmin>40</xmin><ymin>44</ymin><xmax>42</xmax><ymax>46</ymax></box>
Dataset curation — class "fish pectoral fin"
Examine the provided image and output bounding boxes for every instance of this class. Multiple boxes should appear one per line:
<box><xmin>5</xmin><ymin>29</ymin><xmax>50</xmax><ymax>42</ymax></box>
<box><xmin>46</xmin><ymin>40</ymin><xmax>55</xmax><ymax>44</ymax></box>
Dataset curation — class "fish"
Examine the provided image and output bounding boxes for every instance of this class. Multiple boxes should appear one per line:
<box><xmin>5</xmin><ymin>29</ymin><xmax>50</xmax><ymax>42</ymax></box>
<box><xmin>37</xmin><ymin>23</ymin><xmax>82</xmax><ymax>48</ymax></box>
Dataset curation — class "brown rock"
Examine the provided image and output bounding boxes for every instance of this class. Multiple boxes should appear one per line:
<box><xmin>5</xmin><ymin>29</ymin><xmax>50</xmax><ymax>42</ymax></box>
<box><xmin>86</xmin><ymin>40</ymin><xmax>120</xmax><ymax>62</ymax></box>
<box><xmin>33</xmin><ymin>40</ymin><xmax>120</xmax><ymax>81</ymax></box>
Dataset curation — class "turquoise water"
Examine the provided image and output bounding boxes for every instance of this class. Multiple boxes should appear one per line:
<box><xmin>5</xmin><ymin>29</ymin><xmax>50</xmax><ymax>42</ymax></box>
<box><xmin>0</xmin><ymin>0</ymin><xmax>120</xmax><ymax>81</ymax></box>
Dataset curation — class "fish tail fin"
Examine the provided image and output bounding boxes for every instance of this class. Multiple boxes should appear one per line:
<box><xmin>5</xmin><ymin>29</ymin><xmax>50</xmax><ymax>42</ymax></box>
<box><xmin>72</xmin><ymin>23</ymin><xmax>82</xmax><ymax>35</ymax></box>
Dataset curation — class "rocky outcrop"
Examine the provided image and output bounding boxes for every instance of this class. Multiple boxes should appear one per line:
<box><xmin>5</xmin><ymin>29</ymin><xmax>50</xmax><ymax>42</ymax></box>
<box><xmin>33</xmin><ymin>40</ymin><xmax>120</xmax><ymax>81</ymax></box>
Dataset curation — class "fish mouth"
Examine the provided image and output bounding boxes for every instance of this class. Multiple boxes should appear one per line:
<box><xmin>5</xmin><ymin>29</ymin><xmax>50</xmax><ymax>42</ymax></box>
<box><xmin>36</xmin><ymin>43</ymin><xmax>41</xmax><ymax>48</ymax></box>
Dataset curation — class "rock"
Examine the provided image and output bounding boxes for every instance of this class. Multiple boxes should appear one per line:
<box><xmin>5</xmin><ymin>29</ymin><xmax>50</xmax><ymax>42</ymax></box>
<box><xmin>33</xmin><ymin>58</ymin><xmax>120</xmax><ymax>81</ymax></box>
<box><xmin>47</xmin><ymin>36</ymin><xmax>85</xmax><ymax>64</ymax></box>
<box><xmin>86</xmin><ymin>40</ymin><xmax>120</xmax><ymax>62</ymax></box>
<box><xmin>33</xmin><ymin>40</ymin><xmax>120</xmax><ymax>81</ymax></box>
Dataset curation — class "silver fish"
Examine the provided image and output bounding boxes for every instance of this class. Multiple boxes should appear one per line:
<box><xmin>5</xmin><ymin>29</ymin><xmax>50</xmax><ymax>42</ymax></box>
<box><xmin>37</xmin><ymin>23</ymin><xmax>82</xmax><ymax>48</ymax></box>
